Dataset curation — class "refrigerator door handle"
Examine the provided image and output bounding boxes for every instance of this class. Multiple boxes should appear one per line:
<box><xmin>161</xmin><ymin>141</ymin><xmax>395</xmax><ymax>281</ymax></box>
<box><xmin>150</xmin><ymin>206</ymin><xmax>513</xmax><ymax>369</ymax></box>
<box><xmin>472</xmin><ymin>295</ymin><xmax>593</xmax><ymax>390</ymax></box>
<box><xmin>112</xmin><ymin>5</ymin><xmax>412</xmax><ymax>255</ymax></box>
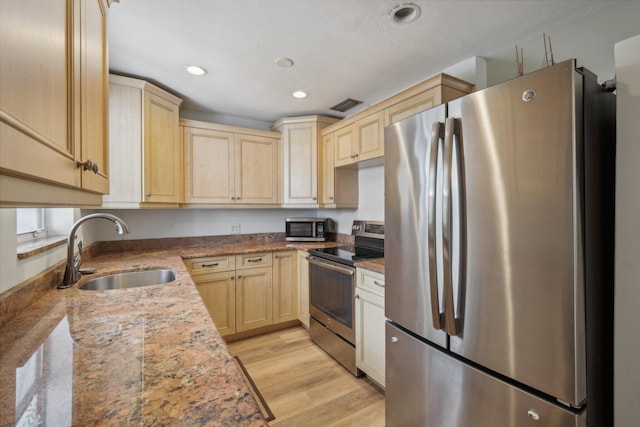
<box><xmin>443</xmin><ymin>117</ymin><xmax>458</xmax><ymax>336</ymax></box>
<box><xmin>428</xmin><ymin>121</ymin><xmax>445</xmax><ymax>331</ymax></box>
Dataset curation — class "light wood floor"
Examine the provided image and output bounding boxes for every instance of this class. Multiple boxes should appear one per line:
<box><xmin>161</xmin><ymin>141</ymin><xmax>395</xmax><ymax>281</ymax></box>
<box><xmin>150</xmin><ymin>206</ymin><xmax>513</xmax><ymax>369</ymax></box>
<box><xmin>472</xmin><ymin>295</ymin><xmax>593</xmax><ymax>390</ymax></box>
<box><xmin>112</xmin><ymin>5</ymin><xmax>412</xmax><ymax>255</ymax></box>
<box><xmin>227</xmin><ymin>326</ymin><xmax>385</xmax><ymax>427</ymax></box>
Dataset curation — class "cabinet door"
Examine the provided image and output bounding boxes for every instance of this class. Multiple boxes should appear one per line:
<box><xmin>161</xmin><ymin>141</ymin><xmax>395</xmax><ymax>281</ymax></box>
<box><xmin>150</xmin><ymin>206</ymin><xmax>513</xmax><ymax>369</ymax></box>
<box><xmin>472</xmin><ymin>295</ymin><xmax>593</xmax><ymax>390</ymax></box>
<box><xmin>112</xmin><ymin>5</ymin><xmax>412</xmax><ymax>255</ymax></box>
<box><xmin>143</xmin><ymin>91</ymin><xmax>182</xmax><ymax>203</ymax></box>
<box><xmin>79</xmin><ymin>0</ymin><xmax>109</xmax><ymax>194</ymax></box>
<box><xmin>282</xmin><ymin>123</ymin><xmax>318</xmax><ymax>204</ymax></box>
<box><xmin>273</xmin><ymin>251</ymin><xmax>298</xmax><ymax>323</ymax></box>
<box><xmin>356</xmin><ymin>287</ymin><xmax>386</xmax><ymax>387</ymax></box>
<box><xmin>184</xmin><ymin>127</ymin><xmax>234</xmax><ymax>203</ymax></box>
<box><xmin>236</xmin><ymin>266</ymin><xmax>273</xmax><ymax>332</ymax></box>
<box><xmin>297</xmin><ymin>251</ymin><xmax>310</xmax><ymax>328</ymax></box>
<box><xmin>195</xmin><ymin>271</ymin><xmax>236</xmax><ymax>336</ymax></box>
<box><xmin>0</xmin><ymin>0</ymin><xmax>80</xmax><ymax>188</ymax></box>
<box><xmin>383</xmin><ymin>88</ymin><xmax>438</xmax><ymax>126</ymax></box>
<box><xmin>355</xmin><ymin>111</ymin><xmax>384</xmax><ymax>162</ymax></box>
<box><xmin>334</xmin><ymin>125</ymin><xmax>355</xmax><ymax>167</ymax></box>
<box><xmin>235</xmin><ymin>134</ymin><xmax>278</xmax><ymax>204</ymax></box>
<box><xmin>320</xmin><ymin>133</ymin><xmax>335</xmax><ymax>205</ymax></box>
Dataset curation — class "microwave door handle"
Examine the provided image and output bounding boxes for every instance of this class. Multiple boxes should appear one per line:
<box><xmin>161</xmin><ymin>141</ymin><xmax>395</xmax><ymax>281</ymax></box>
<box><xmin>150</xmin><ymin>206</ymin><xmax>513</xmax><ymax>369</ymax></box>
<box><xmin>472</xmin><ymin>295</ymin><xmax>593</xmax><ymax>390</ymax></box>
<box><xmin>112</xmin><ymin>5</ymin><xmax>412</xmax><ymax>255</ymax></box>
<box><xmin>428</xmin><ymin>122</ymin><xmax>445</xmax><ymax>331</ymax></box>
<box><xmin>442</xmin><ymin>117</ymin><xmax>459</xmax><ymax>336</ymax></box>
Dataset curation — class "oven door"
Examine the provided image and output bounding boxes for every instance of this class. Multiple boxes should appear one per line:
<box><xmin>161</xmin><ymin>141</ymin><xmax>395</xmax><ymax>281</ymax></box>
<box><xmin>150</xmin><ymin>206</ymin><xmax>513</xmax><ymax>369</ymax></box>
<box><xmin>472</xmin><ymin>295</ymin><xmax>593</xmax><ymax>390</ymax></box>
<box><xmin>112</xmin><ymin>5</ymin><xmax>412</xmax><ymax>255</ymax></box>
<box><xmin>308</xmin><ymin>255</ymin><xmax>356</xmax><ymax>344</ymax></box>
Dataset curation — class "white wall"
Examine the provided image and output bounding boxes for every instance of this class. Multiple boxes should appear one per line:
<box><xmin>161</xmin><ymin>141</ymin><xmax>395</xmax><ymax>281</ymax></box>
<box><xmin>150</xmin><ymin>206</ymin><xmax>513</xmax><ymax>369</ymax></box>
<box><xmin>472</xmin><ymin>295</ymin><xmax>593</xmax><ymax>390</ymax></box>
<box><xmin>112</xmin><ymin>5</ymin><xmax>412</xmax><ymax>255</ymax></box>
<box><xmin>320</xmin><ymin>165</ymin><xmax>384</xmax><ymax>234</ymax></box>
<box><xmin>614</xmin><ymin>34</ymin><xmax>640</xmax><ymax>427</ymax></box>
<box><xmin>84</xmin><ymin>165</ymin><xmax>385</xmax><ymax>242</ymax></box>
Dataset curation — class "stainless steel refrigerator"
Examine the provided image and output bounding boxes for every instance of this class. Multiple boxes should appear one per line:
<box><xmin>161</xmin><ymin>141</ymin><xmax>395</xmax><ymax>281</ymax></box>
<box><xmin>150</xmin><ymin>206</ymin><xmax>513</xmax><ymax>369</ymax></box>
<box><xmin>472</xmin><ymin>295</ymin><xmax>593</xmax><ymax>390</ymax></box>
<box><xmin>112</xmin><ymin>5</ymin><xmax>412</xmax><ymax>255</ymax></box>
<box><xmin>384</xmin><ymin>60</ymin><xmax>615</xmax><ymax>427</ymax></box>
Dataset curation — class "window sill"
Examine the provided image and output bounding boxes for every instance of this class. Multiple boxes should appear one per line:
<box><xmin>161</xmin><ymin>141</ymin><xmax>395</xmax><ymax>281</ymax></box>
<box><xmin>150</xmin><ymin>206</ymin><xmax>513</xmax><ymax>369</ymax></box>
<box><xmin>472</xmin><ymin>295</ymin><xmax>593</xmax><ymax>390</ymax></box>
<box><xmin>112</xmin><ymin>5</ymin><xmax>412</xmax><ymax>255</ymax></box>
<box><xmin>17</xmin><ymin>236</ymin><xmax>67</xmax><ymax>260</ymax></box>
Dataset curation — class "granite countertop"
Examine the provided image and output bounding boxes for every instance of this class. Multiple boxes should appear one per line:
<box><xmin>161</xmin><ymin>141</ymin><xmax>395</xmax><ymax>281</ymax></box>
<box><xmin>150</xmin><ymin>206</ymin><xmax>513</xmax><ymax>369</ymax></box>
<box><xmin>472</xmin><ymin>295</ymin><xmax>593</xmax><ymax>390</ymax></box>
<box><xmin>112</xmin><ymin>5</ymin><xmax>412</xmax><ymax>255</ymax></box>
<box><xmin>354</xmin><ymin>258</ymin><xmax>385</xmax><ymax>275</ymax></box>
<box><xmin>0</xmin><ymin>240</ymin><xmax>344</xmax><ymax>426</ymax></box>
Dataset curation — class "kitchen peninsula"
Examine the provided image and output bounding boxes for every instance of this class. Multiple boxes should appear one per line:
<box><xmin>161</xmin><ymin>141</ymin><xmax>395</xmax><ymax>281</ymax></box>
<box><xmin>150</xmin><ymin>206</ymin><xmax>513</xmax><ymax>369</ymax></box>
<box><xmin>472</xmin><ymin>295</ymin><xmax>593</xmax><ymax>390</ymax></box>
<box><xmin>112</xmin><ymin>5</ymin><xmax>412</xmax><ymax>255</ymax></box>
<box><xmin>0</xmin><ymin>236</ymin><xmax>352</xmax><ymax>426</ymax></box>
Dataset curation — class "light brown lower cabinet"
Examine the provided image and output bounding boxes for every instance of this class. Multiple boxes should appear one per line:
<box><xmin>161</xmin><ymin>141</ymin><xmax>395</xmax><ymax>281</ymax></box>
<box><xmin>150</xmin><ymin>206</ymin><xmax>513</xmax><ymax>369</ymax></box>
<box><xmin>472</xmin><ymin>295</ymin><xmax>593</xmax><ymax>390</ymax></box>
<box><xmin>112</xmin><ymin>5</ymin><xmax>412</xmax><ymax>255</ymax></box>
<box><xmin>188</xmin><ymin>251</ymin><xmax>298</xmax><ymax>337</ymax></box>
<box><xmin>195</xmin><ymin>271</ymin><xmax>236</xmax><ymax>336</ymax></box>
<box><xmin>236</xmin><ymin>265</ymin><xmax>273</xmax><ymax>332</ymax></box>
<box><xmin>273</xmin><ymin>250</ymin><xmax>298</xmax><ymax>323</ymax></box>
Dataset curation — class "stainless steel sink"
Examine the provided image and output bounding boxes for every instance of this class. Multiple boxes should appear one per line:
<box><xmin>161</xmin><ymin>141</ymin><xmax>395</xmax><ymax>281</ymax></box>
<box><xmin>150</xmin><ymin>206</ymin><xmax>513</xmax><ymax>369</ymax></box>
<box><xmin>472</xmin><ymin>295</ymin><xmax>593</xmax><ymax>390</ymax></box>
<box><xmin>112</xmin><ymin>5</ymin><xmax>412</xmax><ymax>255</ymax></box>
<box><xmin>79</xmin><ymin>268</ymin><xmax>176</xmax><ymax>290</ymax></box>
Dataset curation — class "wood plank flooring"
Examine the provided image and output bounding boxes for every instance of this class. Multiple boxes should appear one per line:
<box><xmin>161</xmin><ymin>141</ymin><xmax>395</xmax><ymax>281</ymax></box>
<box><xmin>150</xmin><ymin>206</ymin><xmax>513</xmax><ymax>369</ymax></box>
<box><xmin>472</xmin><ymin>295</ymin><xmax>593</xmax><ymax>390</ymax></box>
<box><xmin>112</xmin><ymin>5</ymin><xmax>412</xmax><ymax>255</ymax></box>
<box><xmin>227</xmin><ymin>326</ymin><xmax>385</xmax><ymax>427</ymax></box>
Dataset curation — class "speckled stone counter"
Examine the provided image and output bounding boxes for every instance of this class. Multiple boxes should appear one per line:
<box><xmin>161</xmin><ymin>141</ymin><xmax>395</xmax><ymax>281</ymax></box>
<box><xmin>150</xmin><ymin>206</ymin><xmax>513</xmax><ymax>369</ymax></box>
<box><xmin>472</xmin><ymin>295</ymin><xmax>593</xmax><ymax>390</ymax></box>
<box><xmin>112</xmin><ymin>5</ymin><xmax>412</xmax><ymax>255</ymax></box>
<box><xmin>355</xmin><ymin>258</ymin><xmax>385</xmax><ymax>275</ymax></box>
<box><xmin>0</xmin><ymin>239</ymin><xmax>344</xmax><ymax>426</ymax></box>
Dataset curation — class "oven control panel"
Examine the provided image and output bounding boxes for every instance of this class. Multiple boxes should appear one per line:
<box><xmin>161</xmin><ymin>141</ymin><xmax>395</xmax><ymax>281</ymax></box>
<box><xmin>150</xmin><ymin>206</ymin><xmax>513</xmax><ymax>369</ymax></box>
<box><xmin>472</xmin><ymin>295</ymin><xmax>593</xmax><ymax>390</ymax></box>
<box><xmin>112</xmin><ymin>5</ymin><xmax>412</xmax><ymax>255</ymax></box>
<box><xmin>352</xmin><ymin>220</ymin><xmax>384</xmax><ymax>239</ymax></box>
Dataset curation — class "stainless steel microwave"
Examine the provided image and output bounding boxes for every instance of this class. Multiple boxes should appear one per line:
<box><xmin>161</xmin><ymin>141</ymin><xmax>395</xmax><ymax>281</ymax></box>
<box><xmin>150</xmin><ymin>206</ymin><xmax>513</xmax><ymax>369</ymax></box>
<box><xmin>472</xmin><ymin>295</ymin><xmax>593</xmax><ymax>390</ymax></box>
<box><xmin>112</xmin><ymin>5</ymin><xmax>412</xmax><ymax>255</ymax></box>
<box><xmin>285</xmin><ymin>218</ymin><xmax>333</xmax><ymax>242</ymax></box>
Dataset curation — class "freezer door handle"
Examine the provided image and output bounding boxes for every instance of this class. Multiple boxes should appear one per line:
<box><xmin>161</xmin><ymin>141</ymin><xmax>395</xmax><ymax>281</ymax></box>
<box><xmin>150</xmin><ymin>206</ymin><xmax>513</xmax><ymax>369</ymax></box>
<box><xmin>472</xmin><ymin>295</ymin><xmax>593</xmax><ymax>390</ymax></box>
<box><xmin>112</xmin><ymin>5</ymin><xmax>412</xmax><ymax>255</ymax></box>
<box><xmin>443</xmin><ymin>117</ymin><xmax>459</xmax><ymax>336</ymax></box>
<box><xmin>428</xmin><ymin>121</ymin><xmax>445</xmax><ymax>331</ymax></box>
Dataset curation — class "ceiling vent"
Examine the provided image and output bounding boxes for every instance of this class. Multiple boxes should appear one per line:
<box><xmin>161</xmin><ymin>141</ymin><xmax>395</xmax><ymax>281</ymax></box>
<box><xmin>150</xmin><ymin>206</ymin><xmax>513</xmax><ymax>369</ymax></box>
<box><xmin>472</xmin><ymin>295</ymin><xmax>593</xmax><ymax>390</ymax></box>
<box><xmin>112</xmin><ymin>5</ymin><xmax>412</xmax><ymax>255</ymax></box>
<box><xmin>330</xmin><ymin>98</ymin><xmax>363</xmax><ymax>113</ymax></box>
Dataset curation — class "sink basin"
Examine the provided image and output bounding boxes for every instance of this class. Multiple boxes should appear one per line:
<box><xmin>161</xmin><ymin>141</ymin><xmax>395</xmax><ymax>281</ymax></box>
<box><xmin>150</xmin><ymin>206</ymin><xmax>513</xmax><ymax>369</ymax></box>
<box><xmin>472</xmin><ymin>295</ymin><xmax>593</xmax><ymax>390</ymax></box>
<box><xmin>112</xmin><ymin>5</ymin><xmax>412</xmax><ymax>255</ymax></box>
<box><xmin>79</xmin><ymin>268</ymin><xmax>176</xmax><ymax>290</ymax></box>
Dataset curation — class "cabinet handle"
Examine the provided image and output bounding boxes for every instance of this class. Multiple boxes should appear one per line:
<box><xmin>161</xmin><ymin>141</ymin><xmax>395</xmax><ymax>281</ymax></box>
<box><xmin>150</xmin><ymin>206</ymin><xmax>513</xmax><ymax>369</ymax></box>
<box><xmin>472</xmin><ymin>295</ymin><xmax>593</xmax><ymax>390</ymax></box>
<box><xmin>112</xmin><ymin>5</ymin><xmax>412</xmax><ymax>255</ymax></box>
<box><xmin>77</xmin><ymin>159</ymin><xmax>99</xmax><ymax>174</ymax></box>
<box><xmin>202</xmin><ymin>263</ymin><xmax>219</xmax><ymax>268</ymax></box>
<box><xmin>355</xmin><ymin>294</ymin><xmax>360</xmax><ymax>300</ymax></box>
<box><xmin>312</xmin><ymin>197</ymin><xmax>317</xmax><ymax>201</ymax></box>
<box><xmin>237</xmin><ymin>275</ymin><xmax>242</xmax><ymax>279</ymax></box>
<box><xmin>146</xmin><ymin>193</ymin><xmax>152</xmax><ymax>198</ymax></box>
<box><xmin>236</xmin><ymin>197</ymin><xmax>241</xmax><ymax>200</ymax></box>
<box><xmin>373</xmin><ymin>280</ymin><xmax>385</xmax><ymax>288</ymax></box>
<box><xmin>231</xmin><ymin>276</ymin><xmax>235</xmax><ymax>280</ymax></box>
<box><xmin>330</xmin><ymin>197</ymin><xmax>334</xmax><ymax>200</ymax></box>
<box><xmin>247</xmin><ymin>258</ymin><xmax>263</xmax><ymax>263</ymax></box>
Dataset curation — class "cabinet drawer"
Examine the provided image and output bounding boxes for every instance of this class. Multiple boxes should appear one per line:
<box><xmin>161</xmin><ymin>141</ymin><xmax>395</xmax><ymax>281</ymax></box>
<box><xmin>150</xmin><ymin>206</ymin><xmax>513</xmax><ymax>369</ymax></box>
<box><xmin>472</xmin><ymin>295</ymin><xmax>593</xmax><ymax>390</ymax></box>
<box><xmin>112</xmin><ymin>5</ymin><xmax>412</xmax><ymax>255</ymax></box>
<box><xmin>188</xmin><ymin>256</ymin><xmax>235</xmax><ymax>275</ymax></box>
<box><xmin>358</xmin><ymin>269</ymin><xmax>385</xmax><ymax>297</ymax></box>
<box><xmin>236</xmin><ymin>252</ymin><xmax>272</xmax><ymax>269</ymax></box>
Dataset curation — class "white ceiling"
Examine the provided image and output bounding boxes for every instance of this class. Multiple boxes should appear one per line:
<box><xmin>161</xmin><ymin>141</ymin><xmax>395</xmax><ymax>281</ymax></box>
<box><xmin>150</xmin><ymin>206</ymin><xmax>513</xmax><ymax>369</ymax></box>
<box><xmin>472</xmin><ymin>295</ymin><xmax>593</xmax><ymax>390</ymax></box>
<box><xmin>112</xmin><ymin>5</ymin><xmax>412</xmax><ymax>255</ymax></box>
<box><xmin>108</xmin><ymin>0</ymin><xmax>640</xmax><ymax>127</ymax></box>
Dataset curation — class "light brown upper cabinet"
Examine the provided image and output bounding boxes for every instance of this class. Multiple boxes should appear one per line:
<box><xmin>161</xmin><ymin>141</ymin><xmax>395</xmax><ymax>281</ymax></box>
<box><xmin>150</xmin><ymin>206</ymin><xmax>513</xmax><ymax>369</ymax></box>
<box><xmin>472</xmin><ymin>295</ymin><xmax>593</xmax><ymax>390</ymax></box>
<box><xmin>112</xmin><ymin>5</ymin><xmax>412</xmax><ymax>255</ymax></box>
<box><xmin>182</xmin><ymin>119</ymin><xmax>280</xmax><ymax>206</ymax></box>
<box><xmin>103</xmin><ymin>75</ymin><xmax>183</xmax><ymax>207</ymax></box>
<box><xmin>271</xmin><ymin>115</ymin><xmax>338</xmax><ymax>206</ymax></box>
<box><xmin>383</xmin><ymin>76</ymin><xmax>473</xmax><ymax>126</ymax></box>
<box><xmin>322</xmin><ymin>73</ymin><xmax>474</xmax><ymax>168</ymax></box>
<box><xmin>333</xmin><ymin>111</ymin><xmax>384</xmax><ymax>167</ymax></box>
<box><xmin>0</xmin><ymin>0</ymin><xmax>114</xmax><ymax>206</ymax></box>
<box><xmin>321</xmin><ymin>132</ymin><xmax>358</xmax><ymax>208</ymax></box>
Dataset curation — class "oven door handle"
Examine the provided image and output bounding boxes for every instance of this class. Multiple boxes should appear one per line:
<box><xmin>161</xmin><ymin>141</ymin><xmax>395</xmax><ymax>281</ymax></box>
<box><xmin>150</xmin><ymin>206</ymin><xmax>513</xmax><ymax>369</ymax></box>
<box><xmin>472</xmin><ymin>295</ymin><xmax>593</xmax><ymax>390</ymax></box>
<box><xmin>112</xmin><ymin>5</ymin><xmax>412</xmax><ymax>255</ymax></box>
<box><xmin>308</xmin><ymin>255</ymin><xmax>355</xmax><ymax>276</ymax></box>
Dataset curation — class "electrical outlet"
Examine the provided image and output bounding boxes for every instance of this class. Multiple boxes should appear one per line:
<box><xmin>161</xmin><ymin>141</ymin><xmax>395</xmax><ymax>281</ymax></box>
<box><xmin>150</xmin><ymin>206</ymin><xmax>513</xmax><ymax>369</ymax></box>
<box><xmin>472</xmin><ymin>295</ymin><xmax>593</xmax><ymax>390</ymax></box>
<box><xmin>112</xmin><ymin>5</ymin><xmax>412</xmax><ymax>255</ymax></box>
<box><xmin>230</xmin><ymin>224</ymin><xmax>241</xmax><ymax>234</ymax></box>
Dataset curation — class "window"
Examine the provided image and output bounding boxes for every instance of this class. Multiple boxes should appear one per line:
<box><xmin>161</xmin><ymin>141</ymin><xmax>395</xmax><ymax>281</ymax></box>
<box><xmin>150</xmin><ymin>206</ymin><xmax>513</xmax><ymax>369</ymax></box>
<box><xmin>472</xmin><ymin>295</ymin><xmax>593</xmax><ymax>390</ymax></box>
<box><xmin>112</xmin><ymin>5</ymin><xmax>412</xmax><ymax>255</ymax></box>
<box><xmin>15</xmin><ymin>208</ymin><xmax>74</xmax><ymax>258</ymax></box>
<box><xmin>16</xmin><ymin>208</ymin><xmax>47</xmax><ymax>242</ymax></box>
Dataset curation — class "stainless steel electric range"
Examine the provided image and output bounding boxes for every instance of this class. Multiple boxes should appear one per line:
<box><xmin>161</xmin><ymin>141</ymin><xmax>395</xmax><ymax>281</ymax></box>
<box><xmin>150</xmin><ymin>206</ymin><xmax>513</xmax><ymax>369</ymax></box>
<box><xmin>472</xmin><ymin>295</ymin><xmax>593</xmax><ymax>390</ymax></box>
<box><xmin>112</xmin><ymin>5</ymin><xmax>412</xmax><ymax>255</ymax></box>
<box><xmin>307</xmin><ymin>220</ymin><xmax>384</xmax><ymax>376</ymax></box>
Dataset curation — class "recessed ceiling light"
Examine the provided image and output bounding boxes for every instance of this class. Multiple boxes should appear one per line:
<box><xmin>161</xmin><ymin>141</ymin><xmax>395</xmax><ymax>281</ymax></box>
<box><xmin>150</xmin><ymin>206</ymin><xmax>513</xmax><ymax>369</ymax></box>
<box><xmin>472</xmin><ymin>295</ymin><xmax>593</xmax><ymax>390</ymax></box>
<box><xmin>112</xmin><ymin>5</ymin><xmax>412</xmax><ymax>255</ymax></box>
<box><xmin>185</xmin><ymin>65</ymin><xmax>207</xmax><ymax>76</ymax></box>
<box><xmin>292</xmin><ymin>91</ymin><xmax>308</xmax><ymax>99</ymax></box>
<box><xmin>275</xmin><ymin>57</ymin><xmax>294</xmax><ymax>68</ymax></box>
<box><xmin>389</xmin><ymin>3</ymin><xmax>421</xmax><ymax>24</ymax></box>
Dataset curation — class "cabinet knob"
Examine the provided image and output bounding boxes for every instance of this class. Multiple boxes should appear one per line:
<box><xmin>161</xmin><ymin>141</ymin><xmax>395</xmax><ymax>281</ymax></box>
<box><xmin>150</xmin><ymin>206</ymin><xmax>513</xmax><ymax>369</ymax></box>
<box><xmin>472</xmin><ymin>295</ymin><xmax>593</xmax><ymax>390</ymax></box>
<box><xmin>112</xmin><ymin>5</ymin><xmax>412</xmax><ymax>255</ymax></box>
<box><xmin>231</xmin><ymin>276</ymin><xmax>235</xmax><ymax>280</ymax></box>
<box><xmin>237</xmin><ymin>275</ymin><xmax>242</xmax><ymax>279</ymax></box>
<box><xmin>390</xmin><ymin>336</ymin><xmax>399</xmax><ymax>343</ymax></box>
<box><xmin>330</xmin><ymin>197</ymin><xmax>334</xmax><ymax>200</ymax></box>
<box><xmin>77</xmin><ymin>159</ymin><xmax>99</xmax><ymax>174</ymax></box>
<box><xmin>146</xmin><ymin>193</ymin><xmax>152</xmax><ymax>198</ymax></box>
<box><xmin>312</xmin><ymin>197</ymin><xmax>317</xmax><ymax>201</ymax></box>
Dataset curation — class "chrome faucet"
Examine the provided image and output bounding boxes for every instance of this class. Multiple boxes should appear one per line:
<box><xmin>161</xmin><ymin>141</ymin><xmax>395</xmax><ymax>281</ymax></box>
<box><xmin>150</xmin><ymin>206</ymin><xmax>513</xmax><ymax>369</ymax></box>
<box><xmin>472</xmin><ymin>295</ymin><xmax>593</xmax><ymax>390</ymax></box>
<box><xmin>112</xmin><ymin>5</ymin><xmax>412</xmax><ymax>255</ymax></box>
<box><xmin>58</xmin><ymin>213</ymin><xmax>130</xmax><ymax>289</ymax></box>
